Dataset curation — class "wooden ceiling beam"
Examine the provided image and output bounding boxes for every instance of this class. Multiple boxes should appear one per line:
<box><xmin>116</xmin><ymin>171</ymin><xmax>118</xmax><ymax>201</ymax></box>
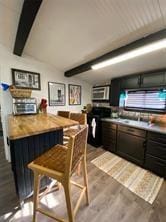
<box><xmin>13</xmin><ymin>0</ymin><xmax>43</xmax><ymax>56</ymax></box>
<box><xmin>64</xmin><ymin>29</ymin><xmax>166</xmax><ymax>77</ymax></box>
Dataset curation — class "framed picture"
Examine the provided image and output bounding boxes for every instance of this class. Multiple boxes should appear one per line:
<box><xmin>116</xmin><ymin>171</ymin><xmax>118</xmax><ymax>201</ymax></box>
<box><xmin>48</xmin><ymin>82</ymin><xmax>66</xmax><ymax>106</ymax></box>
<box><xmin>68</xmin><ymin>84</ymin><xmax>81</xmax><ymax>105</ymax></box>
<box><xmin>11</xmin><ymin>68</ymin><xmax>41</xmax><ymax>90</ymax></box>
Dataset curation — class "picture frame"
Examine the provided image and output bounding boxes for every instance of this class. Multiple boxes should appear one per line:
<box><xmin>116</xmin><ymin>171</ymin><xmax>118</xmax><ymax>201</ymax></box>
<box><xmin>68</xmin><ymin>84</ymin><xmax>81</xmax><ymax>105</ymax></box>
<box><xmin>11</xmin><ymin>68</ymin><xmax>41</xmax><ymax>90</ymax></box>
<box><xmin>48</xmin><ymin>82</ymin><xmax>66</xmax><ymax>106</ymax></box>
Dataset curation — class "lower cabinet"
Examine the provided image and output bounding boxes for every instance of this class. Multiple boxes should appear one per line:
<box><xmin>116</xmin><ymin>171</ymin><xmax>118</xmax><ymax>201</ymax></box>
<box><xmin>102</xmin><ymin>121</ymin><xmax>166</xmax><ymax>178</ymax></box>
<box><xmin>145</xmin><ymin>154</ymin><xmax>166</xmax><ymax>178</ymax></box>
<box><xmin>102</xmin><ymin>122</ymin><xmax>117</xmax><ymax>152</ymax></box>
<box><xmin>145</xmin><ymin>132</ymin><xmax>166</xmax><ymax>178</ymax></box>
<box><xmin>117</xmin><ymin>131</ymin><xmax>145</xmax><ymax>166</ymax></box>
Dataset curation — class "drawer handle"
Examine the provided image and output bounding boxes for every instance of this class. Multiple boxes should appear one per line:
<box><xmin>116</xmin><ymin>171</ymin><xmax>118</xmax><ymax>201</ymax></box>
<box><xmin>143</xmin><ymin>141</ymin><xmax>146</xmax><ymax>147</ymax></box>
<box><xmin>127</xmin><ymin>128</ymin><xmax>135</xmax><ymax>133</ymax></box>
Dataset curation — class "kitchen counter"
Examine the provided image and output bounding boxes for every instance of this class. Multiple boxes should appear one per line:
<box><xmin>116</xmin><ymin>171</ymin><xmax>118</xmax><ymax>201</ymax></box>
<box><xmin>8</xmin><ymin>113</ymin><xmax>78</xmax><ymax>140</ymax></box>
<box><xmin>102</xmin><ymin>118</ymin><xmax>166</xmax><ymax>134</ymax></box>
<box><xmin>8</xmin><ymin>113</ymin><xmax>78</xmax><ymax>202</ymax></box>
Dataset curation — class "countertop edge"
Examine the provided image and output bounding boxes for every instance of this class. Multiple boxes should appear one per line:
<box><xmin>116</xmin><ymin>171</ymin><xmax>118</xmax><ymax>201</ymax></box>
<box><xmin>8</xmin><ymin>126</ymin><xmax>63</xmax><ymax>140</ymax></box>
<box><xmin>101</xmin><ymin>118</ymin><xmax>166</xmax><ymax>135</ymax></box>
<box><xmin>8</xmin><ymin>113</ymin><xmax>78</xmax><ymax>140</ymax></box>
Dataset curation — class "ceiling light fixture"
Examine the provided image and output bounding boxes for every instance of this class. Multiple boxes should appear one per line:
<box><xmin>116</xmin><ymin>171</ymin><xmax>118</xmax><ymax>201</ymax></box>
<box><xmin>91</xmin><ymin>38</ymin><xmax>166</xmax><ymax>70</ymax></box>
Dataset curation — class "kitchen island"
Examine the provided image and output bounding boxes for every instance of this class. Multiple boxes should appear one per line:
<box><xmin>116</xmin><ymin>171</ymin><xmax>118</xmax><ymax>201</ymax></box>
<box><xmin>8</xmin><ymin>113</ymin><xmax>78</xmax><ymax>203</ymax></box>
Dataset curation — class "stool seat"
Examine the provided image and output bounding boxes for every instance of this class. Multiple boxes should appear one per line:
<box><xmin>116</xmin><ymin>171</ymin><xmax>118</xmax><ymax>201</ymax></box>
<box><xmin>33</xmin><ymin>145</ymin><xmax>67</xmax><ymax>173</ymax></box>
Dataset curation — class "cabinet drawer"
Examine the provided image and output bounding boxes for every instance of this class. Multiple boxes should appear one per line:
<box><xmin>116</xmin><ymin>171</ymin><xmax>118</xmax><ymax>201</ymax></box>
<box><xmin>102</xmin><ymin>121</ymin><xmax>117</xmax><ymax>130</ymax></box>
<box><xmin>118</xmin><ymin>125</ymin><xmax>146</xmax><ymax>138</ymax></box>
<box><xmin>147</xmin><ymin>141</ymin><xmax>166</xmax><ymax>160</ymax></box>
<box><xmin>148</xmin><ymin>132</ymin><xmax>166</xmax><ymax>144</ymax></box>
<box><xmin>145</xmin><ymin>154</ymin><xmax>166</xmax><ymax>178</ymax></box>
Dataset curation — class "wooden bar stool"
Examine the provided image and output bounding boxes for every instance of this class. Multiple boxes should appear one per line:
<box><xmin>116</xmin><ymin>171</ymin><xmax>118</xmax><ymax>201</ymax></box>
<box><xmin>63</xmin><ymin>113</ymin><xmax>87</xmax><ymax>175</ymax></box>
<box><xmin>57</xmin><ymin>111</ymin><xmax>70</xmax><ymax>118</ymax></box>
<box><xmin>64</xmin><ymin>113</ymin><xmax>87</xmax><ymax>138</ymax></box>
<box><xmin>28</xmin><ymin>126</ymin><xmax>89</xmax><ymax>222</ymax></box>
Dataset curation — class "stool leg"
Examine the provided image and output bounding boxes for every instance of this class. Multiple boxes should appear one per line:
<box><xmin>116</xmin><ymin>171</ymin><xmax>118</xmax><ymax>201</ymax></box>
<box><xmin>76</xmin><ymin>162</ymin><xmax>81</xmax><ymax>176</ymax></box>
<box><xmin>33</xmin><ymin>172</ymin><xmax>41</xmax><ymax>222</ymax></box>
<box><xmin>82</xmin><ymin>157</ymin><xmax>90</xmax><ymax>205</ymax></box>
<box><xmin>64</xmin><ymin>183</ymin><xmax>74</xmax><ymax>222</ymax></box>
<box><xmin>57</xmin><ymin>182</ymin><xmax>62</xmax><ymax>190</ymax></box>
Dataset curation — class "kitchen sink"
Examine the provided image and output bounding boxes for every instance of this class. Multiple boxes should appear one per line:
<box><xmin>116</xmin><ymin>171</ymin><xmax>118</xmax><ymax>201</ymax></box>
<box><xmin>110</xmin><ymin>118</ymin><xmax>155</xmax><ymax>128</ymax></box>
<box><xmin>121</xmin><ymin>119</ymin><xmax>130</xmax><ymax>124</ymax></box>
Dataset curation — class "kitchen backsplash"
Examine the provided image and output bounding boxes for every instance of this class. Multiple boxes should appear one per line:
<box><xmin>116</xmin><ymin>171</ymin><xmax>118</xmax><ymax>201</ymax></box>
<box><xmin>93</xmin><ymin>102</ymin><xmax>166</xmax><ymax>124</ymax></box>
<box><xmin>113</xmin><ymin>107</ymin><xmax>166</xmax><ymax>124</ymax></box>
<box><xmin>93</xmin><ymin>102</ymin><xmax>110</xmax><ymax>108</ymax></box>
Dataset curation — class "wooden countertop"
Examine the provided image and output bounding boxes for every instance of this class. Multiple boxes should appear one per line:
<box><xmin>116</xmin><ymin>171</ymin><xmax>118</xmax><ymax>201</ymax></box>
<box><xmin>8</xmin><ymin>113</ymin><xmax>78</xmax><ymax>140</ymax></box>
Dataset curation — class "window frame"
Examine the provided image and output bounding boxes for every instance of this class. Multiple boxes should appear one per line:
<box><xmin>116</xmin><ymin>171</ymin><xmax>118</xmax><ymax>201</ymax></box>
<box><xmin>124</xmin><ymin>89</ymin><xmax>166</xmax><ymax>114</ymax></box>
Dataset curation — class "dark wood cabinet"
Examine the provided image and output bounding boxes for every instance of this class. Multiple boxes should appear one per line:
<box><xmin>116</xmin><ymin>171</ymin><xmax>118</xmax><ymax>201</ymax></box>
<box><xmin>102</xmin><ymin>122</ymin><xmax>117</xmax><ymax>152</ymax></box>
<box><xmin>110</xmin><ymin>78</ymin><xmax>121</xmax><ymax>106</ymax></box>
<box><xmin>145</xmin><ymin>132</ymin><xmax>166</xmax><ymax>177</ymax></box>
<box><xmin>117</xmin><ymin>127</ymin><xmax>146</xmax><ymax>165</ymax></box>
<box><xmin>146</xmin><ymin>140</ymin><xmax>166</xmax><ymax>160</ymax></box>
<box><xmin>102</xmin><ymin>122</ymin><xmax>146</xmax><ymax>165</ymax></box>
<box><xmin>102</xmin><ymin>120</ymin><xmax>166</xmax><ymax>178</ymax></box>
<box><xmin>121</xmin><ymin>74</ymin><xmax>140</xmax><ymax>89</ymax></box>
<box><xmin>110</xmin><ymin>70</ymin><xmax>166</xmax><ymax>104</ymax></box>
<box><xmin>140</xmin><ymin>71</ymin><xmax>166</xmax><ymax>88</ymax></box>
<box><xmin>145</xmin><ymin>154</ymin><xmax>166</xmax><ymax>178</ymax></box>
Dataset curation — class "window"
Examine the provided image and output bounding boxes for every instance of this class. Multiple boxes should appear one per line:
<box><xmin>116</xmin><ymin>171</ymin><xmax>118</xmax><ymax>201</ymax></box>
<box><xmin>122</xmin><ymin>89</ymin><xmax>166</xmax><ymax>113</ymax></box>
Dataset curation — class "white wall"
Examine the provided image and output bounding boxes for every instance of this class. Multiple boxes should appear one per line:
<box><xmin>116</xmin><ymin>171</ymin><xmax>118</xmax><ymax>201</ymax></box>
<box><xmin>0</xmin><ymin>44</ymin><xmax>92</xmax><ymax>161</ymax></box>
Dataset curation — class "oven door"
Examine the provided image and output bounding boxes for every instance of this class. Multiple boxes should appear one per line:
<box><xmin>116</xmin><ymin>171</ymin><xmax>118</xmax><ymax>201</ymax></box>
<box><xmin>13</xmin><ymin>103</ymin><xmax>37</xmax><ymax>115</ymax></box>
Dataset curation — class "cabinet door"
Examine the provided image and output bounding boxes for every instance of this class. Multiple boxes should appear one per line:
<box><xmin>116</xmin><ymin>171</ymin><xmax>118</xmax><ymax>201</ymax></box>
<box><xmin>102</xmin><ymin>122</ymin><xmax>117</xmax><ymax>152</ymax></box>
<box><xmin>147</xmin><ymin>140</ymin><xmax>166</xmax><ymax>161</ymax></box>
<box><xmin>121</xmin><ymin>75</ymin><xmax>140</xmax><ymax>89</ymax></box>
<box><xmin>145</xmin><ymin>154</ymin><xmax>166</xmax><ymax>178</ymax></box>
<box><xmin>141</xmin><ymin>71</ymin><xmax>165</xmax><ymax>88</ymax></box>
<box><xmin>117</xmin><ymin>131</ymin><xmax>145</xmax><ymax>165</ymax></box>
<box><xmin>110</xmin><ymin>78</ymin><xmax>121</xmax><ymax>106</ymax></box>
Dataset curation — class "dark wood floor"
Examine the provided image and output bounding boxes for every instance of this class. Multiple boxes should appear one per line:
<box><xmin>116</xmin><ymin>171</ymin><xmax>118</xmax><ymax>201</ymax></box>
<box><xmin>0</xmin><ymin>138</ymin><xmax>165</xmax><ymax>222</ymax></box>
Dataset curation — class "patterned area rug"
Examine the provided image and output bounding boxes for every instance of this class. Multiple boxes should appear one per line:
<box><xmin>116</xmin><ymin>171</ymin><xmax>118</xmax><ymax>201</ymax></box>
<box><xmin>91</xmin><ymin>151</ymin><xmax>164</xmax><ymax>204</ymax></box>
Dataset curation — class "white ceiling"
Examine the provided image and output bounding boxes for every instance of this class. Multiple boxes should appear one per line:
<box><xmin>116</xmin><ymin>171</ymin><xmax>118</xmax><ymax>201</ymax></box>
<box><xmin>0</xmin><ymin>0</ymin><xmax>23</xmax><ymax>50</ymax></box>
<box><xmin>79</xmin><ymin>49</ymin><xmax>166</xmax><ymax>84</ymax></box>
<box><xmin>0</xmin><ymin>0</ymin><xmax>166</xmax><ymax>84</ymax></box>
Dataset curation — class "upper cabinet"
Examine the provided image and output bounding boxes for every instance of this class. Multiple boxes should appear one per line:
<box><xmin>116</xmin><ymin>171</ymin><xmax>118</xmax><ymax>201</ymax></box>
<box><xmin>140</xmin><ymin>71</ymin><xmax>166</xmax><ymax>88</ymax></box>
<box><xmin>110</xmin><ymin>78</ymin><xmax>121</xmax><ymax>106</ymax></box>
<box><xmin>121</xmin><ymin>74</ymin><xmax>140</xmax><ymax>89</ymax></box>
<box><xmin>120</xmin><ymin>69</ymin><xmax>166</xmax><ymax>90</ymax></box>
<box><xmin>110</xmin><ymin>69</ymin><xmax>166</xmax><ymax>107</ymax></box>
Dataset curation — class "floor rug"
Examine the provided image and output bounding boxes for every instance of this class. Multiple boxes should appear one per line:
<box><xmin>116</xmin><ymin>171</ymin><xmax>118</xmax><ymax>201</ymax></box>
<box><xmin>91</xmin><ymin>151</ymin><xmax>164</xmax><ymax>204</ymax></box>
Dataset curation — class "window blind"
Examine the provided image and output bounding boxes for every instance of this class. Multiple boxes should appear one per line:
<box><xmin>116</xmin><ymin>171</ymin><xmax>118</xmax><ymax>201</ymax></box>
<box><xmin>125</xmin><ymin>90</ymin><xmax>166</xmax><ymax>111</ymax></box>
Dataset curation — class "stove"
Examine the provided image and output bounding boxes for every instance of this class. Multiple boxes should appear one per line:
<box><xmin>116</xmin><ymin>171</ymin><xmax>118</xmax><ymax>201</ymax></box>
<box><xmin>87</xmin><ymin>107</ymin><xmax>111</xmax><ymax>147</ymax></box>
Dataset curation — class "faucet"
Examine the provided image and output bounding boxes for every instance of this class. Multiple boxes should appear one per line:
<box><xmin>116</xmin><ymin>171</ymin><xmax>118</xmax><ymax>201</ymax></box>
<box><xmin>137</xmin><ymin>112</ymin><xmax>141</xmax><ymax>122</ymax></box>
<box><xmin>148</xmin><ymin>114</ymin><xmax>152</xmax><ymax>125</ymax></box>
